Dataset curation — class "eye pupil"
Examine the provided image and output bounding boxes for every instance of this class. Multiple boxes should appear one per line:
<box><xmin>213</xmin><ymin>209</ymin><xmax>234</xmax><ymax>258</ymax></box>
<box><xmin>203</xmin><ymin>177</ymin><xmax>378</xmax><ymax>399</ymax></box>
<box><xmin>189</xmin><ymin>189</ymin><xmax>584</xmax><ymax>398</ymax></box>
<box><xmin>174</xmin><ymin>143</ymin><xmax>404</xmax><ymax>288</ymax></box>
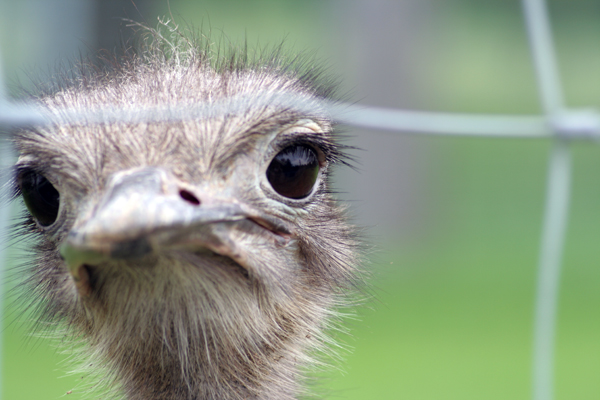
<box><xmin>267</xmin><ymin>144</ymin><xmax>319</xmax><ymax>199</ymax></box>
<box><xmin>19</xmin><ymin>170</ymin><xmax>60</xmax><ymax>226</ymax></box>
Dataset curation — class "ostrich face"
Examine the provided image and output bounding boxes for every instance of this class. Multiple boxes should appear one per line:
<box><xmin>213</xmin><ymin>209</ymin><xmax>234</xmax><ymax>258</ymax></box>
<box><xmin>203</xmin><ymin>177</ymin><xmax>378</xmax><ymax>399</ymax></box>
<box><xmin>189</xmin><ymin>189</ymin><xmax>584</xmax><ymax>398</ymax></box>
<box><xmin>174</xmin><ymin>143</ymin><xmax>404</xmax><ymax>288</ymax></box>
<box><xmin>20</xmin><ymin>115</ymin><xmax>329</xmax><ymax>301</ymax></box>
<box><xmin>12</xmin><ymin>39</ymin><xmax>359</xmax><ymax>399</ymax></box>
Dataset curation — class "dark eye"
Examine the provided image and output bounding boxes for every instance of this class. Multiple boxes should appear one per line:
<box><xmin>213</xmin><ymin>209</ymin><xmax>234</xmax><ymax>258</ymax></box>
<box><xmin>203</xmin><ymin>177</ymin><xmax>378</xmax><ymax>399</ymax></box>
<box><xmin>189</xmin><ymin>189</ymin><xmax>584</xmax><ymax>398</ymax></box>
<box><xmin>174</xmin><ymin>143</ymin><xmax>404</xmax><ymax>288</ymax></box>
<box><xmin>18</xmin><ymin>170</ymin><xmax>60</xmax><ymax>226</ymax></box>
<box><xmin>267</xmin><ymin>144</ymin><xmax>320</xmax><ymax>199</ymax></box>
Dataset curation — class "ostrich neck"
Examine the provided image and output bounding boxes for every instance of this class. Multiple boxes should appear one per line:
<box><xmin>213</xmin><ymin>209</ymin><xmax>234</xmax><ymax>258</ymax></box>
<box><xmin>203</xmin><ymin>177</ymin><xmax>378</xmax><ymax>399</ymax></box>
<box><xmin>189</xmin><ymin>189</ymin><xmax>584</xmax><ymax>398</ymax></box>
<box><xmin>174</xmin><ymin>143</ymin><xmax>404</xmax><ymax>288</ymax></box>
<box><xmin>108</xmin><ymin>322</ymin><xmax>306</xmax><ymax>400</ymax></box>
<box><xmin>77</xmin><ymin>275</ymin><xmax>318</xmax><ymax>400</ymax></box>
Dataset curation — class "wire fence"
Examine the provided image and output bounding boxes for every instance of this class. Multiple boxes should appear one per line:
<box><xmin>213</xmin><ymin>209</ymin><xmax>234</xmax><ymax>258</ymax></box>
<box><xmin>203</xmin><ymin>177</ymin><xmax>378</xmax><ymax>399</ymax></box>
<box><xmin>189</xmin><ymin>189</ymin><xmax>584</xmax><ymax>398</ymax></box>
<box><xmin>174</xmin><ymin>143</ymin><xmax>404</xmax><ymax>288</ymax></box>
<box><xmin>0</xmin><ymin>0</ymin><xmax>599</xmax><ymax>399</ymax></box>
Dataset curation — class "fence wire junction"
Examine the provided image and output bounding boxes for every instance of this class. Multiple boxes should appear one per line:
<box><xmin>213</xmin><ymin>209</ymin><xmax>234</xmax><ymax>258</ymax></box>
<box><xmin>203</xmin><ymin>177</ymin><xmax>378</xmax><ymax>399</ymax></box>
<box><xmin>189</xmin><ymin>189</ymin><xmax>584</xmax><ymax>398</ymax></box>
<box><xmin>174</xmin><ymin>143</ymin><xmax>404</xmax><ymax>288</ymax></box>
<box><xmin>1</xmin><ymin>1</ymin><xmax>600</xmax><ymax>400</ymax></box>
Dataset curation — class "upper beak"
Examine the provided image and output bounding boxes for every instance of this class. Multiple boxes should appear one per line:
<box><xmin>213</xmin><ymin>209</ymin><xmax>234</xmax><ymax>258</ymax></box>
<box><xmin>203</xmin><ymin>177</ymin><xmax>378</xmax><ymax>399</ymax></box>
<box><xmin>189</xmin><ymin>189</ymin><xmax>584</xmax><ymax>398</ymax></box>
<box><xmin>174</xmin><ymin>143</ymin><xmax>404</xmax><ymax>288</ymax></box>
<box><xmin>59</xmin><ymin>167</ymin><xmax>288</xmax><ymax>279</ymax></box>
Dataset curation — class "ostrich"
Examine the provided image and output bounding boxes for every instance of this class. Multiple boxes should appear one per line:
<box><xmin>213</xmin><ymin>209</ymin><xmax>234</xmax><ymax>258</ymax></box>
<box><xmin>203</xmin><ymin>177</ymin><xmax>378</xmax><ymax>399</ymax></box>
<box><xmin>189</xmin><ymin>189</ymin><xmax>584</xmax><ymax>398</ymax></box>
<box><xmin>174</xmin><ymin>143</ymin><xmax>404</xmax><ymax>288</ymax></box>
<box><xmin>10</xmin><ymin>24</ymin><xmax>360</xmax><ymax>400</ymax></box>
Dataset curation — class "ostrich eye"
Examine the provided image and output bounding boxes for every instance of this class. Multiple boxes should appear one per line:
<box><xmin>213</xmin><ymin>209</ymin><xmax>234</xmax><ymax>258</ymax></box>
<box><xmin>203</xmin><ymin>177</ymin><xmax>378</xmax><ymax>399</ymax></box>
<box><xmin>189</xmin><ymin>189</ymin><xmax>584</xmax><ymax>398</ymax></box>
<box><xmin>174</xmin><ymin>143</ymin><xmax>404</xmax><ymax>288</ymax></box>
<box><xmin>267</xmin><ymin>144</ymin><xmax>319</xmax><ymax>199</ymax></box>
<box><xmin>19</xmin><ymin>170</ymin><xmax>60</xmax><ymax>226</ymax></box>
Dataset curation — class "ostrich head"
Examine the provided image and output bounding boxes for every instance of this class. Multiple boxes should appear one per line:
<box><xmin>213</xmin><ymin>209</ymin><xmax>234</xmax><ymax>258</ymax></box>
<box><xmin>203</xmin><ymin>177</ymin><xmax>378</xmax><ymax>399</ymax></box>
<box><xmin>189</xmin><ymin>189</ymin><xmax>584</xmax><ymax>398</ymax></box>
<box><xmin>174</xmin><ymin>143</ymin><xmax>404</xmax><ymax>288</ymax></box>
<box><xmin>10</xmin><ymin>25</ymin><xmax>360</xmax><ymax>400</ymax></box>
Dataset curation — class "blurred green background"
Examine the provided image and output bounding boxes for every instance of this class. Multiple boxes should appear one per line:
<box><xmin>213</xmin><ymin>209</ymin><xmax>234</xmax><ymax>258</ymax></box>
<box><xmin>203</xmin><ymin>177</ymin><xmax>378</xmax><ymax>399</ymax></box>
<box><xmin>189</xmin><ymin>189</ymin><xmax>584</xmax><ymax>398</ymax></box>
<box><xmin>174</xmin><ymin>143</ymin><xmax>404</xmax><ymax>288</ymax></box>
<box><xmin>1</xmin><ymin>0</ymin><xmax>600</xmax><ymax>399</ymax></box>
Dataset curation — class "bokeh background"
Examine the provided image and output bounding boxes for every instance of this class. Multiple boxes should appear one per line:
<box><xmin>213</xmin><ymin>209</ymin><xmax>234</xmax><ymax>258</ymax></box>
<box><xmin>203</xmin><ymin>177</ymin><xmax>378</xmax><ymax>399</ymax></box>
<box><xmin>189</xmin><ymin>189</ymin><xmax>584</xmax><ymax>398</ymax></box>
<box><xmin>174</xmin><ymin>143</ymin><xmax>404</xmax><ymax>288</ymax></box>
<box><xmin>1</xmin><ymin>0</ymin><xmax>600</xmax><ymax>399</ymax></box>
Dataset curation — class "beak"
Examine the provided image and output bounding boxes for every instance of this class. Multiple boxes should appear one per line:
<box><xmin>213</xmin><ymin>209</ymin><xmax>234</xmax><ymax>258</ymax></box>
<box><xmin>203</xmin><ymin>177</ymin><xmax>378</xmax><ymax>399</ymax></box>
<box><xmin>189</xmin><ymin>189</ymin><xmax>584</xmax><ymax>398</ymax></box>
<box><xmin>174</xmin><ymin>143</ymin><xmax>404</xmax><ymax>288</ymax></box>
<box><xmin>60</xmin><ymin>167</ymin><xmax>289</xmax><ymax>290</ymax></box>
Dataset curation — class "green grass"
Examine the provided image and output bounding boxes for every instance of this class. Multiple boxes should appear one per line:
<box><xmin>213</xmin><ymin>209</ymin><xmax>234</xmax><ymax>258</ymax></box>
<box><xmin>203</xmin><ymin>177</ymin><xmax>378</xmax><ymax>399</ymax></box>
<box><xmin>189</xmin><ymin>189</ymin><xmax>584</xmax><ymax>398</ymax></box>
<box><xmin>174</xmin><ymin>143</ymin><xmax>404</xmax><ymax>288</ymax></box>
<box><xmin>3</xmin><ymin>326</ymin><xmax>77</xmax><ymax>399</ymax></box>
<box><xmin>322</xmin><ymin>138</ymin><xmax>600</xmax><ymax>400</ymax></box>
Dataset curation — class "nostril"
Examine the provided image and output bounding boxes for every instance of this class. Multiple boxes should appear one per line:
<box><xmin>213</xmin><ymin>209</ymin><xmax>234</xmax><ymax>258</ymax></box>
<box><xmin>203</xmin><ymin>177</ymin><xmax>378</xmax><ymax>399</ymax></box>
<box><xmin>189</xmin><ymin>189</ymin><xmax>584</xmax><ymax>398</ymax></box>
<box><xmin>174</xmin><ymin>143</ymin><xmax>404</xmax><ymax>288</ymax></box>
<box><xmin>179</xmin><ymin>189</ymin><xmax>201</xmax><ymax>206</ymax></box>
